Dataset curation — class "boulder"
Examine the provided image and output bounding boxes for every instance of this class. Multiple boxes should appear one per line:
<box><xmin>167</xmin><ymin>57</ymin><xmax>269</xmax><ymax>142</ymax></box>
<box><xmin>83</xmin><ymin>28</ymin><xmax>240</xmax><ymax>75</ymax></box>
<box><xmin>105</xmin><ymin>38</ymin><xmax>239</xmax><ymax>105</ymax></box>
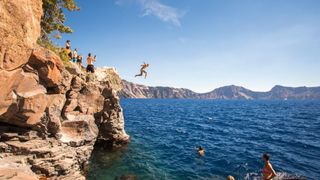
<box><xmin>60</xmin><ymin>115</ymin><xmax>98</xmax><ymax>147</ymax></box>
<box><xmin>28</xmin><ymin>47</ymin><xmax>64</xmax><ymax>90</ymax></box>
<box><xmin>65</xmin><ymin>61</ymin><xmax>82</xmax><ymax>76</ymax></box>
<box><xmin>55</xmin><ymin>68</ymin><xmax>73</xmax><ymax>94</ymax></box>
<box><xmin>44</xmin><ymin>94</ymin><xmax>66</xmax><ymax>135</ymax></box>
<box><xmin>77</xmin><ymin>83</ymin><xmax>105</xmax><ymax>115</ymax></box>
<box><xmin>63</xmin><ymin>77</ymin><xmax>104</xmax><ymax>120</ymax></box>
<box><xmin>0</xmin><ymin>69</ymin><xmax>47</xmax><ymax>128</ymax></box>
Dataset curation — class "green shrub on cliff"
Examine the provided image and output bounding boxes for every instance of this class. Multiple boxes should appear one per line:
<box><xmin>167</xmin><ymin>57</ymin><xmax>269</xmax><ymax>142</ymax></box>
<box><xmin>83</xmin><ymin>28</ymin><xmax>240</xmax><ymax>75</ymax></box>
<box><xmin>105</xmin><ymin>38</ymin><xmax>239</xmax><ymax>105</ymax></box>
<box><xmin>37</xmin><ymin>39</ymin><xmax>70</xmax><ymax>65</ymax></box>
<box><xmin>38</xmin><ymin>0</ymin><xmax>79</xmax><ymax>65</ymax></box>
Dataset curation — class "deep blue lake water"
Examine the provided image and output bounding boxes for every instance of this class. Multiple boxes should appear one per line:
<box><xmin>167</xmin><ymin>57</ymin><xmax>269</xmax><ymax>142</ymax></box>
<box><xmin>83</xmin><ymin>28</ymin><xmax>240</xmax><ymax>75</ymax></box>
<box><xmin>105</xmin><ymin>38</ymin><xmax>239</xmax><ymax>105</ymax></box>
<box><xmin>88</xmin><ymin>99</ymin><xmax>320</xmax><ymax>180</ymax></box>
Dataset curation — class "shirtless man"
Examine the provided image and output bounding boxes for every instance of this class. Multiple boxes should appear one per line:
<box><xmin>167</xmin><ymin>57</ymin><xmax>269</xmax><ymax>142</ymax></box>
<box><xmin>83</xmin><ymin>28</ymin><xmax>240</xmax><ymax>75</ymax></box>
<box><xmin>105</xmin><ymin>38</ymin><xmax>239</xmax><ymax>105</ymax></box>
<box><xmin>86</xmin><ymin>53</ymin><xmax>96</xmax><ymax>73</ymax></box>
<box><xmin>135</xmin><ymin>62</ymin><xmax>149</xmax><ymax>79</ymax></box>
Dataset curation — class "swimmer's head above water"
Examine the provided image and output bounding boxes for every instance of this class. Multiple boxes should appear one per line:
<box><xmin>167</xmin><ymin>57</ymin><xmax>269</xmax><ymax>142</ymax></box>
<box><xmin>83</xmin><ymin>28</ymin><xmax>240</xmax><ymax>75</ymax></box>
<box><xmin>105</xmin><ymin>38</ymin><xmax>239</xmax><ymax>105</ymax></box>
<box><xmin>197</xmin><ymin>146</ymin><xmax>205</xmax><ymax>156</ymax></box>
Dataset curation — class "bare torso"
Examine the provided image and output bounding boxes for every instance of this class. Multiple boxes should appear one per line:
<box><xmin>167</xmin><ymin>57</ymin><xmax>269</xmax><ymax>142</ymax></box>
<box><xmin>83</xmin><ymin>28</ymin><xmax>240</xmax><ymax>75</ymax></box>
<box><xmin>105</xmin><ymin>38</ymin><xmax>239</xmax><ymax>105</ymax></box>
<box><xmin>262</xmin><ymin>162</ymin><xmax>276</xmax><ymax>180</ymax></box>
<box><xmin>140</xmin><ymin>64</ymin><xmax>148</xmax><ymax>70</ymax></box>
<box><xmin>87</xmin><ymin>57</ymin><xmax>95</xmax><ymax>65</ymax></box>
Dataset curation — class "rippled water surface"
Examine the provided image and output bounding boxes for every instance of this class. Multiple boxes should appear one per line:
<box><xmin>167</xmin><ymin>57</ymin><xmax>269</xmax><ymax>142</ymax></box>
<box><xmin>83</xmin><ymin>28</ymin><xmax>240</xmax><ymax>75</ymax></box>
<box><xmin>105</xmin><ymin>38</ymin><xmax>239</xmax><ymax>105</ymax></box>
<box><xmin>88</xmin><ymin>99</ymin><xmax>320</xmax><ymax>180</ymax></box>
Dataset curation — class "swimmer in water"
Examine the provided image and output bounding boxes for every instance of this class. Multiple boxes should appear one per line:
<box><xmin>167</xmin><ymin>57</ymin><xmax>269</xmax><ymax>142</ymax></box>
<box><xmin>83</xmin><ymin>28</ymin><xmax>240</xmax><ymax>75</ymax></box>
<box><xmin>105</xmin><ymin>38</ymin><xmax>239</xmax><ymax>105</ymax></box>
<box><xmin>227</xmin><ymin>175</ymin><xmax>235</xmax><ymax>180</ymax></box>
<box><xmin>197</xmin><ymin>146</ymin><xmax>205</xmax><ymax>156</ymax></box>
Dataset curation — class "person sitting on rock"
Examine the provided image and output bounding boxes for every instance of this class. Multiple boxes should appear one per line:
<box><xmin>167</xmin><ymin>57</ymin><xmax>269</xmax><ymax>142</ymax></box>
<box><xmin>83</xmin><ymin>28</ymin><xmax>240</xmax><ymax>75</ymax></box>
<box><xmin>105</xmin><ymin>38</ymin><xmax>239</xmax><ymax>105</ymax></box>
<box><xmin>262</xmin><ymin>153</ymin><xmax>277</xmax><ymax>180</ymax></box>
<box><xmin>197</xmin><ymin>146</ymin><xmax>205</xmax><ymax>156</ymax></box>
<box><xmin>77</xmin><ymin>54</ymin><xmax>83</xmax><ymax>67</ymax></box>
<box><xmin>86</xmin><ymin>53</ymin><xmax>96</xmax><ymax>73</ymax></box>
<box><xmin>135</xmin><ymin>62</ymin><xmax>149</xmax><ymax>79</ymax></box>
<box><xmin>72</xmin><ymin>48</ymin><xmax>78</xmax><ymax>63</ymax></box>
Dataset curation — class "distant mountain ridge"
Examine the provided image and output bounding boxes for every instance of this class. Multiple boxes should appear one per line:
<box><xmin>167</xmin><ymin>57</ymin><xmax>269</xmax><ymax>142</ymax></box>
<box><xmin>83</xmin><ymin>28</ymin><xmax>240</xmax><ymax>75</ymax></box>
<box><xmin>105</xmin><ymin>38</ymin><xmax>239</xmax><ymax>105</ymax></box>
<box><xmin>119</xmin><ymin>80</ymin><xmax>320</xmax><ymax>100</ymax></box>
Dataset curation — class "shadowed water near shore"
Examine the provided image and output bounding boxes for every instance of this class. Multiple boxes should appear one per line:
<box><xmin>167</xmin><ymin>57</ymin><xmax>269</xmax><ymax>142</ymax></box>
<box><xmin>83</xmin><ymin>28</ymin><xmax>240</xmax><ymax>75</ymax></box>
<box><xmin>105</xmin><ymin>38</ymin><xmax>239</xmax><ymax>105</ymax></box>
<box><xmin>88</xmin><ymin>99</ymin><xmax>320</xmax><ymax>180</ymax></box>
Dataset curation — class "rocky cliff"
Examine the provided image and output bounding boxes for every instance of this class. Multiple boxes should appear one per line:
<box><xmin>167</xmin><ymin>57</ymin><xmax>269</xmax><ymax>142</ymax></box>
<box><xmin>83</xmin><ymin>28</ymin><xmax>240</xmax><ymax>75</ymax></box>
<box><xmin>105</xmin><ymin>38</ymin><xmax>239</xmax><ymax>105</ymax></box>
<box><xmin>119</xmin><ymin>80</ymin><xmax>200</xmax><ymax>99</ymax></box>
<box><xmin>0</xmin><ymin>1</ymin><xmax>129</xmax><ymax>179</ymax></box>
<box><xmin>120</xmin><ymin>80</ymin><xmax>320</xmax><ymax>100</ymax></box>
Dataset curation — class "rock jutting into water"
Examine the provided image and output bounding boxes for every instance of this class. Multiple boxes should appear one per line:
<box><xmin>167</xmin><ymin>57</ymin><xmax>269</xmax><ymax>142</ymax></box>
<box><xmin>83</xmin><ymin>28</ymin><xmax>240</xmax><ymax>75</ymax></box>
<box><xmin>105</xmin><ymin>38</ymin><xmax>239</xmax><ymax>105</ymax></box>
<box><xmin>0</xmin><ymin>0</ymin><xmax>129</xmax><ymax>179</ymax></box>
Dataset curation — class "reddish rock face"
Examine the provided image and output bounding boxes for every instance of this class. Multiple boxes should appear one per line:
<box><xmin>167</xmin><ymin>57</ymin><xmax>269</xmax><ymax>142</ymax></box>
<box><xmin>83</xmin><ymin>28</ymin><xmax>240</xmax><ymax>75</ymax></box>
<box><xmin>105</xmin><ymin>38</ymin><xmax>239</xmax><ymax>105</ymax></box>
<box><xmin>0</xmin><ymin>0</ymin><xmax>130</xmax><ymax>179</ymax></box>
<box><xmin>62</xmin><ymin>76</ymin><xmax>106</xmax><ymax>120</ymax></box>
<box><xmin>96</xmin><ymin>86</ymin><xmax>130</xmax><ymax>147</ymax></box>
<box><xmin>0</xmin><ymin>0</ymin><xmax>46</xmax><ymax>128</ymax></box>
<box><xmin>0</xmin><ymin>69</ymin><xmax>47</xmax><ymax>128</ymax></box>
<box><xmin>29</xmin><ymin>47</ymin><xmax>64</xmax><ymax>89</ymax></box>
<box><xmin>0</xmin><ymin>0</ymin><xmax>42</xmax><ymax>71</ymax></box>
<box><xmin>45</xmin><ymin>94</ymin><xmax>66</xmax><ymax>134</ymax></box>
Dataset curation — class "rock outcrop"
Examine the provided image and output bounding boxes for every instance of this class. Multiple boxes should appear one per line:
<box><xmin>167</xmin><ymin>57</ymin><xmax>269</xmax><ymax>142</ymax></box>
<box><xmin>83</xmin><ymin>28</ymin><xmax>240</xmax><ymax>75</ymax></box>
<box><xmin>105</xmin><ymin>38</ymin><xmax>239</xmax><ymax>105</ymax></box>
<box><xmin>29</xmin><ymin>47</ymin><xmax>65</xmax><ymax>92</ymax></box>
<box><xmin>0</xmin><ymin>1</ymin><xmax>129</xmax><ymax>179</ymax></box>
<box><xmin>120</xmin><ymin>80</ymin><xmax>320</xmax><ymax>100</ymax></box>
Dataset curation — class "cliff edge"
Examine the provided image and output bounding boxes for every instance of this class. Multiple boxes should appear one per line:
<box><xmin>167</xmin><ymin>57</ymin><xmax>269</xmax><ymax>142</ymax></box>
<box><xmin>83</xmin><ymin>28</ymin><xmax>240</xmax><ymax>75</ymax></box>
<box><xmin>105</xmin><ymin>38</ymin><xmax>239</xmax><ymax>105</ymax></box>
<box><xmin>0</xmin><ymin>1</ymin><xmax>129</xmax><ymax>179</ymax></box>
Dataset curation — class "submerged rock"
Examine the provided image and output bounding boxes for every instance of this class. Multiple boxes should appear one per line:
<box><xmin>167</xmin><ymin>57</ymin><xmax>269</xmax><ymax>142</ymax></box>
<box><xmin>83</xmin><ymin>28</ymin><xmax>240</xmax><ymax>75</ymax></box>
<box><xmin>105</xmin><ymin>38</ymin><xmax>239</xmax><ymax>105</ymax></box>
<box><xmin>119</xmin><ymin>175</ymin><xmax>137</xmax><ymax>180</ymax></box>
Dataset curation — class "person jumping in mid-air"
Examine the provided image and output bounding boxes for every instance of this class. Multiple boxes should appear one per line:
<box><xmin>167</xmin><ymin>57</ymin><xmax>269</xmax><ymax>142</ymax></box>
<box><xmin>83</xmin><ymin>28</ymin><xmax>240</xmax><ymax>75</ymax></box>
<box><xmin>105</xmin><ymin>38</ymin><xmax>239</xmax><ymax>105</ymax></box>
<box><xmin>135</xmin><ymin>62</ymin><xmax>149</xmax><ymax>79</ymax></box>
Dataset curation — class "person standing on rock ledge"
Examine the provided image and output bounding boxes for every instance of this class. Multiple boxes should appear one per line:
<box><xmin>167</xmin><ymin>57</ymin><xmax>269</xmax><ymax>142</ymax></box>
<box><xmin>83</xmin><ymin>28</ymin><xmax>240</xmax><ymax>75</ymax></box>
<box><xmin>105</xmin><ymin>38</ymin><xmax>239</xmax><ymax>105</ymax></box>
<box><xmin>72</xmin><ymin>48</ymin><xmax>78</xmax><ymax>62</ymax></box>
<box><xmin>77</xmin><ymin>54</ymin><xmax>83</xmax><ymax>67</ymax></box>
<box><xmin>86</xmin><ymin>53</ymin><xmax>96</xmax><ymax>73</ymax></box>
<box><xmin>66</xmin><ymin>40</ymin><xmax>72</xmax><ymax>60</ymax></box>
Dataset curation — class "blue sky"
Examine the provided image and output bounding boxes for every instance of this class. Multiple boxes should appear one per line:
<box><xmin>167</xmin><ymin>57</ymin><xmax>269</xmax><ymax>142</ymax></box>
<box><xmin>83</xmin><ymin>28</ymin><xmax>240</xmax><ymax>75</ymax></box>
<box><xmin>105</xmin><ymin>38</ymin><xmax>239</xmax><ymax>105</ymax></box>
<box><xmin>58</xmin><ymin>0</ymin><xmax>320</xmax><ymax>93</ymax></box>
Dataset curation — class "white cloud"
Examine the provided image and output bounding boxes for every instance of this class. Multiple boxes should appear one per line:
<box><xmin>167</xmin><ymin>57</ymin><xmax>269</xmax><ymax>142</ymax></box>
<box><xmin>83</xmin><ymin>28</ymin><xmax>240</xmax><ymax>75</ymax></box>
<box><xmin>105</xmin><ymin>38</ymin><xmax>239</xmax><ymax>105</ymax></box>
<box><xmin>116</xmin><ymin>0</ymin><xmax>183</xmax><ymax>26</ymax></box>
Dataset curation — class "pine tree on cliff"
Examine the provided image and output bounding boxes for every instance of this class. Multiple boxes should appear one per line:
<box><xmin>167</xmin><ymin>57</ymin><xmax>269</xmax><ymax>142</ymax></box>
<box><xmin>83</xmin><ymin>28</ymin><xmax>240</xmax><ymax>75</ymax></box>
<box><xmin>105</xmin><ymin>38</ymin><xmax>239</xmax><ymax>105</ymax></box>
<box><xmin>39</xmin><ymin>0</ymin><xmax>79</xmax><ymax>63</ymax></box>
<box><xmin>40</xmin><ymin>0</ymin><xmax>79</xmax><ymax>42</ymax></box>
